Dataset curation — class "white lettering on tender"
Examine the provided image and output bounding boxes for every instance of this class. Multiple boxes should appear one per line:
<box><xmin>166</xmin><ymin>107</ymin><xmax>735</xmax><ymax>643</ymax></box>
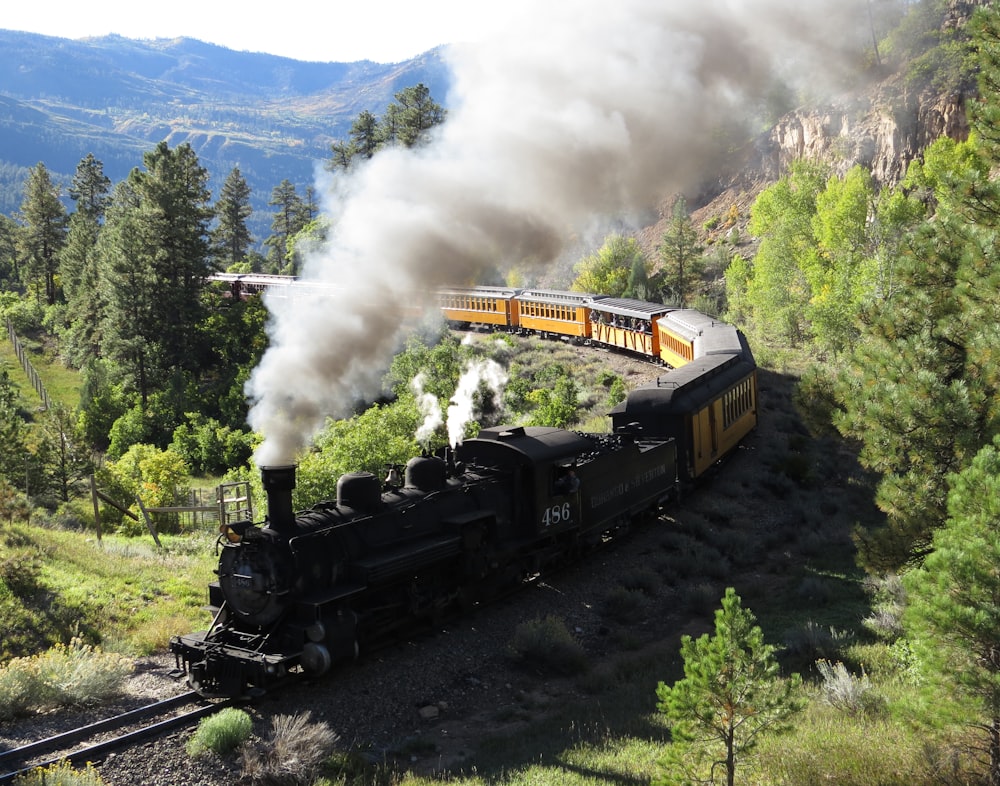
<box><xmin>588</xmin><ymin>463</ymin><xmax>669</xmax><ymax>509</ymax></box>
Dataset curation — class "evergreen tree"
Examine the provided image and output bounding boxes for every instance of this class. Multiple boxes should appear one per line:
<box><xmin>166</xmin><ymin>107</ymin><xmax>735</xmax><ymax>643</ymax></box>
<box><xmin>0</xmin><ymin>214</ymin><xmax>19</xmax><ymax>289</ymax></box>
<box><xmin>97</xmin><ymin>142</ymin><xmax>212</xmax><ymax>415</ymax></box>
<box><xmin>655</xmin><ymin>588</ymin><xmax>804</xmax><ymax>786</ymax></box>
<box><xmin>130</xmin><ymin>142</ymin><xmax>213</xmax><ymax>375</ymax></box>
<box><xmin>327</xmin><ymin>83</ymin><xmax>446</xmax><ymax>171</ymax></box>
<box><xmin>349</xmin><ymin>110</ymin><xmax>381</xmax><ymax>161</ymax></box>
<box><xmin>211</xmin><ymin>167</ymin><xmax>254</xmax><ymax>270</ymax></box>
<box><xmin>33</xmin><ymin>404</ymin><xmax>94</xmax><ymax>503</ymax></box>
<box><xmin>68</xmin><ymin>153</ymin><xmax>112</xmax><ymax>221</ymax></box>
<box><xmin>391</xmin><ymin>83</ymin><xmax>446</xmax><ymax>148</ymax></box>
<box><xmin>62</xmin><ymin>154</ymin><xmax>112</xmax><ymax>367</ymax></box>
<box><xmin>0</xmin><ymin>365</ymin><xmax>29</xmax><ymax>492</ymax></box>
<box><xmin>97</xmin><ymin>182</ymin><xmax>162</xmax><ymax>409</ymax></box>
<box><xmin>264</xmin><ymin>179</ymin><xmax>306</xmax><ymax>274</ymax></box>
<box><xmin>654</xmin><ymin>197</ymin><xmax>704</xmax><ymax>306</ymax></box>
<box><xmin>17</xmin><ymin>162</ymin><xmax>68</xmax><ymax>305</ymax></box>
<box><xmin>833</xmin><ymin>91</ymin><xmax>1000</xmax><ymax>570</ymax></box>
<box><xmin>904</xmin><ymin>436</ymin><xmax>1000</xmax><ymax>786</ymax></box>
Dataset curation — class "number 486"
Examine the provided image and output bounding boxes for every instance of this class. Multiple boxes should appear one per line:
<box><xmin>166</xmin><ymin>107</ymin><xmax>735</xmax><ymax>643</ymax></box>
<box><xmin>542</xmin><ymin>502</ymin><xmax>572</xmax><ymax>527</ymax></box>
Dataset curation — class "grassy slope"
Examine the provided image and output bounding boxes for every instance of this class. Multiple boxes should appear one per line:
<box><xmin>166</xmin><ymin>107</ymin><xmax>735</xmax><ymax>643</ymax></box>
<box><xmin>0</xmin><ymin>526</ymin><xmax>218</xmax><ymax>659</ymax></box>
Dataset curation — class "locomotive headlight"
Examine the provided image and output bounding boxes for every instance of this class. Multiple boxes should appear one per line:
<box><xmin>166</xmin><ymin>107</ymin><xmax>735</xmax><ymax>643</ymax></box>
<box><xmin>220</xmin><ymin>524</ymin><xmax>242</xmax><ymax>543</ymax></box>
<box><xmin>219</xmin><ymin>520</ymin><xmax>253</xmax><ymax>543</ymax></box>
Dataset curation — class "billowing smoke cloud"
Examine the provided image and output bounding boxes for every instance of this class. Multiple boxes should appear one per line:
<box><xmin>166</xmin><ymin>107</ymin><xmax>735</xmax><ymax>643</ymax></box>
<box><xmin>247</xmin><ymin>0</ymin><xmax>864</xmax><ymax>466</ymax></box>
<box><xmin>447</xmin><ymin>359</ymin><xmax>508</xmax><ymax>448</ymax></box>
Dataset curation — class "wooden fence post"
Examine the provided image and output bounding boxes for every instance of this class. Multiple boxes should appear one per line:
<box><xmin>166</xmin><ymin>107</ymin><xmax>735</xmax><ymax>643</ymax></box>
<box><xmin>90</xmin><ymin>474</ymin><xmax>102</xmax><ymax>542</ymax></box>
<box><xmin>134</xmin><ymin>495</ymin><xmax>163</xmax><ymax>548</ymax></box>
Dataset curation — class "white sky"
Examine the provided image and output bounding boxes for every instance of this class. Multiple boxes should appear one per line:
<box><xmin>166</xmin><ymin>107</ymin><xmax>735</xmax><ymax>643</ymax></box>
<box><xmin>1</xmin><ymin>0</ymin><xmax>501</xmax><ymax>63</ymax></box>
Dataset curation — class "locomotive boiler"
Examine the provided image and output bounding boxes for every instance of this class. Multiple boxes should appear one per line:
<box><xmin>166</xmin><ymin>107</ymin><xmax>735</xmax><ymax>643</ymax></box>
<box><xmin>171</xmin><ymin>426</ymin><xmax>679</xmax><ymax>698</ymax></box>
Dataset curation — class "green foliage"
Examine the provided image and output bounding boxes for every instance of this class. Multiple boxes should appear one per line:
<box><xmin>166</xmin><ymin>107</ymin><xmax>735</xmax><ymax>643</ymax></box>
<box><xmin>0</xmin><ymin>478</ymin><xmax>32</xmax><ymax>525</ymax></box>
<box><xmin>507</xmin><ymin>615</ymin><xmax>588</xmax><ymax>676</ymax></box>
<box><xmin>170</xmin><ymin>412</ymin><xmax>254</xmax><ymax>476</ymax></box>
<box><xmin>294</xmin><ymin>399</ymin><xmax>421</xmax><ymax>507</ymax></box>
<box><xmin>655</xmin><ymin>588</ymin><xmax>804</xmax><ymax>786</ymax></box>
<box><xmin>186</xmin><ymin>707</ymin><xmax>254</xmax><ymax>757</ymax></box>
<box><xmin>745</xmin><ymin>160</ymin><xmax>827</xmax><ymax>344</ymax></box>
<box><xmin>527</xmin><ymin>374</ymin><xmax>579</xmax><ymax>428</ymax></box>
<box><xmin>0</xmin><ymin>364</ymin><xmax>30</xmax><ymax>491</ymax></box>
<box><xmin>833</xmin><ymin>134</ymin><xmax>998</xmax><ymax>570</ymax></box>
<box><xmin>904</xmin><ymin>436</ymin><xmax>1000</xmax><ymax>780</ymax></box>
<box><xmin>385</xmin><ymin>333</ymin><xmax>469</xmax><ymax>401</ymax></box>
<box><xmin>0</xmin><ymin>637</ymin><xmax>132</xmax><ymax>720</ymax></box>
<box><xmin>240</xmin><ymin>711</ymin><xmax>339</xmax><ymax>784</ymax></box>
<box><xmin>13</xmin><ymin>760</ymin><xmax>107</xmax><ymax>786</ymax></box>
<box><xmin>98</xmin><ymin>444</ymin><xmax>191</xmax><ymax>532</ymax></box>
<box><xmin>571</xmin><ymin>234</ymin><xmax>646</xmax><ymax>297</ymax></box>
<box><xmin>98</xmin><ymin>142</ymin><xmax>212</xmax><ymax>409</ymax></box>
<box><xmin>211</xmin><ymin>166</ymin><xmax>254</xmax><ymax>269</ymax></box>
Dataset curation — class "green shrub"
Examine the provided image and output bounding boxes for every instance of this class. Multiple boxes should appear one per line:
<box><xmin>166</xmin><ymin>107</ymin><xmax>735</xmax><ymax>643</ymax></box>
<box><xmin>186</xmin><ymin>707</ymin><xmax>253</xmax><ymax>757</ymax></box>
<box><xmin>0</xmin><ymin>638</ymin><xmax>133</xmax><ymax>720</ymax></box>
<box><xmin>507</xmin><ymin>615</ymin><xmax>588</xmax><ymax>676</ymax></box>
<box><xmin>602</xmin><ymin>586</ymin><xmax>650</xmax><ymax>624</ymax></box>
<box><xmin>13</xmin><ymin>760</ymin><xmax>106</xmax><ymax>786</ymax></box>
<box><xmin>241</xmin><ymin>711</ymin><xmax>338</xmax><ymax>784</ymax></box>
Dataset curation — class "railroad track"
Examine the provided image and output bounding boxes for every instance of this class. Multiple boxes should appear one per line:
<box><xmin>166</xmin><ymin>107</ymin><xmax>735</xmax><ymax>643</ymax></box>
<box><xmin>0</xmin><ymin>692</ymin><xmax>227</xmax><ymax>783</ymax></box>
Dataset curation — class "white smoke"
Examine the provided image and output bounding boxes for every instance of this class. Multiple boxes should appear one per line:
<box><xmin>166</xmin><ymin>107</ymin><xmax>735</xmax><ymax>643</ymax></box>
<box><xmin>247</xmin><ymin>0</ymin><xmax>865</xmax><ymax>466</ymax></box>
<box><xmin>447</xmin><ymin>359</ymin><xmax>508</xmax><ymax>448</ymax></box>
<box><xmin>411</xmin><ymin>372</ymin><xmax>444</xmax><ymax>448</ymax></box>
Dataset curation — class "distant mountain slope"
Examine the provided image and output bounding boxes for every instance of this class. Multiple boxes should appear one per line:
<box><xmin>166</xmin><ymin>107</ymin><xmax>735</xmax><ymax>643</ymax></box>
<box><xmin>0</xmin><ymin>30</ymin><xmax>452</xmax><ymax>242</ymax></box>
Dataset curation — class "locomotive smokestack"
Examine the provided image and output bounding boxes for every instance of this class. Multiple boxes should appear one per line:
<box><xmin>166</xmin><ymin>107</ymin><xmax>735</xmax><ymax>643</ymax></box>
<box><xmin>261</xmin><ymin>465</ymin><xmax>296</xmax><ymax>531</ymax></box>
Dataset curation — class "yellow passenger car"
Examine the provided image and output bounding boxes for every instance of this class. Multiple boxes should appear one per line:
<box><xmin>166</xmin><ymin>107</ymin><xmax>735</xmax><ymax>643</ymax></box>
<box><xmin>516</xmin><ymin>290</ymin><xmax>599</xmax><ymax>339</ymax></box>
<box><xmin>438</xmin><ymin>286</ymin><xmax>520</xmax><ymax>328</ymax></box>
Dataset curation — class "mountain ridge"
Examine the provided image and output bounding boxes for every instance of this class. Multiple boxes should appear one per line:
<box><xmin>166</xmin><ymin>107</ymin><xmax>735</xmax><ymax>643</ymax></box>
<box><xmin>0</xmin><ymin>29</ymin><xmax>452</xmax><ymax>240</ymax></box>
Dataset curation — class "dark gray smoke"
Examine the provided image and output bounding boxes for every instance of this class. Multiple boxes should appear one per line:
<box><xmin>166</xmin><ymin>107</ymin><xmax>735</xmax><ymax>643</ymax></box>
<box><xmin>247</xmin><ymin>0</ymin><xmax>864</xmax><ymax>465</ymax></box>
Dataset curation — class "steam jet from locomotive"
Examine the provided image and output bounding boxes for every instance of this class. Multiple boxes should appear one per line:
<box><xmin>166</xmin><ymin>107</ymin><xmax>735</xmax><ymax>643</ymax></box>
<box><xmin>171</xmin><ymin>286</ymin><xmax>758</xmax><ymax>698</ymax></box>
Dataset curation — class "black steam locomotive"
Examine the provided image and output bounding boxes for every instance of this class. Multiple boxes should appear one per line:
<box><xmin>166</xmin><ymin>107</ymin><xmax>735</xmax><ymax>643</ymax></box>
<box><xmin>171</xmin><ymin>426</ymin><xmax>681</xmax><ymax>698</ymax></box>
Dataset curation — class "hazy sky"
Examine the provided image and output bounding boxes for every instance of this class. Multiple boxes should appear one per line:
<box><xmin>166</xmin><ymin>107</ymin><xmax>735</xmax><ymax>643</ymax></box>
<box><xmin>2</xmin><ymin>0</ymin><xmax>507</xmax><ymax>63</ymax></box>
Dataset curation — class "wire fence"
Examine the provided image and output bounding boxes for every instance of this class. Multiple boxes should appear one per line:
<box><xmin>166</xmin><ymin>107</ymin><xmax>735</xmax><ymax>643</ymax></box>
<box><xmin>5</xmin><ymin>318</ymin><xmax>51</xmax><ymax>410</ymax></box>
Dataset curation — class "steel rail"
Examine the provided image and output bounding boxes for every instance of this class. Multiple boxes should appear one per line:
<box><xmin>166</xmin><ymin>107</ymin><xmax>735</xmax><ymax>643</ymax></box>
<box><xmin>0</xmin><ymin>692</ymin><xmax>226</xmax><ymax>783</ymax></box>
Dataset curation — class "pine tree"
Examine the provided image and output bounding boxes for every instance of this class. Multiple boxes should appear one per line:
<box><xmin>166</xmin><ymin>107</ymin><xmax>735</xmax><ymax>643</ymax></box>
<box><xmin>0</xmin><ymin>366</ymin><xmax>29</xmax><ymax>491</ymax></box>
<box><xmin>264</xmin><ymin>179</ymin><xmax>306</xmax><ymax>273</ymax></box>
<box><xmin>0</xmin><ymin>214</ymin><xmax>19</xmax><ymax>289</ymax></box>
<box><xmin>17</xmin><ymin>162</ymin><xmax>68</xmax><ymax>305</ymax></box>
<box><xmin>211</xmin><ymin>167</ymin><xmax>253</xmax><ymax>270</ymax></box>
<box><xmin>391</xmin><ymin>83</ymin><xmax>445</xmax><ymax>148</ymax></box>
<box><xmin>654</xmin><ymin>197</ymin><xmax>704</xmax><ymax>306</ymax></box>
<box><xmin>97</xmin><ymin>143</ymin><xmax>212</xmax><ymax>411</ymax></box>
<box><xmin>62</xmin><ymin>154</ymin><xmax>112</xmax><ymax>367</ymax></box>
<box><xmin>655</xmin><ymin>588</ymin><xmax>803</xmax><ymax>786</ymax></box>
<box><xmin>904</xmin><ymin>436</ymin><xmax>1000</xmax><ymax>786</ymax></box>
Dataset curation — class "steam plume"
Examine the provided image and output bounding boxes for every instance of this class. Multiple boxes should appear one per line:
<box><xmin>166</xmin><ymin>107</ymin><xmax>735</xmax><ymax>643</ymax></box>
<box><xmin>447</xmin><ymin>359</ymin><xmax>508</xmax><ymax>448</ymax></box>
<box><xmin>411</xmin><ymin>372</ymin><xmax>444</xmax><ymax>449</ymax></box>
<box><xmin>247</xmin><ymin>0</ymin><xmax>864</xmax><ymax>465</ymax></box>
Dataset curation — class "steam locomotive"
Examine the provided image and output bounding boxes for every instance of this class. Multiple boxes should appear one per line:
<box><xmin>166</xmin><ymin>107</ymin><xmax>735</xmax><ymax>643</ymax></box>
<box><xmin>171</xmin><ymin>288</ymin><xmax>758</xmax><ymax>698</ymax></box>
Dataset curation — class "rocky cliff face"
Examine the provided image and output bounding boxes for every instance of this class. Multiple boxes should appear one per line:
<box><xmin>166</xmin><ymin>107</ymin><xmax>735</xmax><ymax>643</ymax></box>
<box><xmin>765</xmin><ymin>79</ymin><xmax>969</xmax><ymax>189</ymax></box>
<box><xmin>639</xmin><ymin>0</ymin><xmax>985</xmax><ymax>288</ymax></box>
